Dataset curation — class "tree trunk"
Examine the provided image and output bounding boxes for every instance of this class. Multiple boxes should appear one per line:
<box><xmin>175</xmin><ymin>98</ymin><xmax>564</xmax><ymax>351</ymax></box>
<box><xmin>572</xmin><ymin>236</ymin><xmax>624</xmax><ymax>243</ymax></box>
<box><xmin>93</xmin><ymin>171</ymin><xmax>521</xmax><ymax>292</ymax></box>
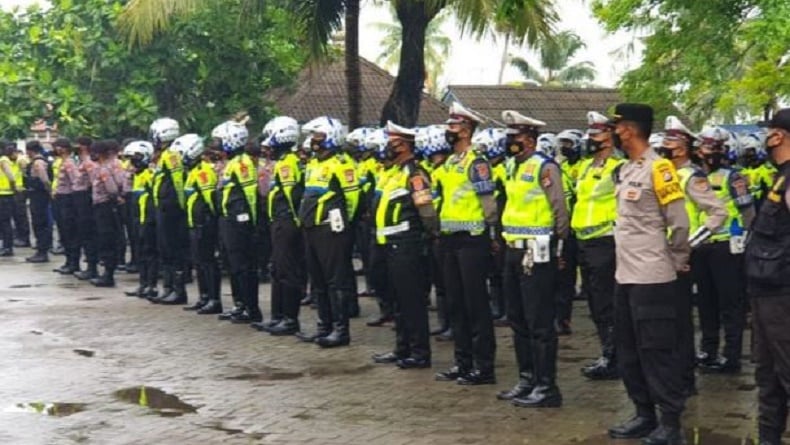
<box><xmin>380</xmin><ymin>1</ymin><xmax>437</xmax><ymax>127</ymax></box>
<box><xmin>345</xmin><ymin>0</ymin><xmax>361</xmax><ymax>129</ymax></box>
<box><xmin>497</xmin><ymin>32</ymin><xmax>510</xmax><ymax>85</ymax></box>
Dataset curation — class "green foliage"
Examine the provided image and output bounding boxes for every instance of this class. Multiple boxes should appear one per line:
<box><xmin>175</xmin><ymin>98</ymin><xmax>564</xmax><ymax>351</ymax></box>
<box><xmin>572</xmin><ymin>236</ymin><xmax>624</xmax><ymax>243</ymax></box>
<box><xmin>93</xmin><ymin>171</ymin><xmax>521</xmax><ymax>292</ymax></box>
<box><xmin>593</xmin><ymin>0</ymin><xmax>790</xmax><ymax>125</ymax></box>
<box><xmin>0</xmin><ymin>0</ymin><xmax>304</xmax><ymax>139</ymax></box>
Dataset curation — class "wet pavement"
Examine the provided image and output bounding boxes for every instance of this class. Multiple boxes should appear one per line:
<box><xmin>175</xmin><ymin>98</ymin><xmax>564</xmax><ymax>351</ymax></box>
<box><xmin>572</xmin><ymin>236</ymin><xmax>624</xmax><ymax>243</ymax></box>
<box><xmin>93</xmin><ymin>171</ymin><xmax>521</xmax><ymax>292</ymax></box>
<box><xmin>0</xmin><ymin>249</ymin><xmax>765</xmax><ymax>444</ymax></box>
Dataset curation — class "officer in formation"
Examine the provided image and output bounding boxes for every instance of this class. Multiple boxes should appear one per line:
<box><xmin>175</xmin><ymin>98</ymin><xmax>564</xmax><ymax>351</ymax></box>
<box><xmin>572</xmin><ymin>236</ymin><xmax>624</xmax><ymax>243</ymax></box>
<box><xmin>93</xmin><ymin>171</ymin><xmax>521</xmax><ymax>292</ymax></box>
<box><xmin>496</xmin><ymin>110</ymin><xmax>569</xmax><ymax>407</ymax></box>
<box><xmin>5</xmin><ymin>105</ymin><xmax>787</xmax><ymax>442</ymax></box>
<box><xmin>745</xmin><ymin>108</ymin><xmax>790</xmax><ymax>445</ymax></box>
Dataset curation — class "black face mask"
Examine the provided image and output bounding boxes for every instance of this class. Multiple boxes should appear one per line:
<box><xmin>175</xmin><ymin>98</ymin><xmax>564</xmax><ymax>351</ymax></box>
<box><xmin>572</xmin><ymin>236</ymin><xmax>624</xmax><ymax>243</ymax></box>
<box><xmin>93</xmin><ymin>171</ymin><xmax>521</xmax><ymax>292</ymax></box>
<box><xmin>704</xmin><ymin>152</ymin><xmax>725</xmax><ymax>169</ymax></box>
<box><xmin>505</xmin><ymin>135</ymin><xmax>522</xmax><ymax>156</ymax></box>
<box><xmin>132</xmin><ymin>157</ymin><xmax>148</xmax><ymax>170</ymax></box>
<box><xmin>444</xmin><ymin>131</ymin><xmax>459</xmax><ymax>146</ymax></box>
<box><xmin>560</xmin><ymin>147</ymin><xmax>577</xmax><ymax>159</ymax></box>
<box><xmin>587</xmin><ymin>138</ymin><xmax>605</xmax><ymax>153</ymax></box>
<box><xmin>89</xmin><ymin>153</ymin><xmax>99</xmax><ymax>162</ymax></box>
<box><xmin>657</xmin><ymin>146</ymin><xmax>674</xmax><ymax>160</ymax></box>
<box><xmin>385</xmin><ymin>142</ymin><xmax>401</xmax><ymax>161</ymax></box>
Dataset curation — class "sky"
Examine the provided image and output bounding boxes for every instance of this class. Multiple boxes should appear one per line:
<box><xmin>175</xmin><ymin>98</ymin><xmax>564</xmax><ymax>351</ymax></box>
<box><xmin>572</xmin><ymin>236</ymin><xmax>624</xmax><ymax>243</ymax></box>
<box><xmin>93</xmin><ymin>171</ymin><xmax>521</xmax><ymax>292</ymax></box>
<box><xmin>1</xmin><ymin>0</ymin><xmax>642</xmax><ymax>88</ymax></box>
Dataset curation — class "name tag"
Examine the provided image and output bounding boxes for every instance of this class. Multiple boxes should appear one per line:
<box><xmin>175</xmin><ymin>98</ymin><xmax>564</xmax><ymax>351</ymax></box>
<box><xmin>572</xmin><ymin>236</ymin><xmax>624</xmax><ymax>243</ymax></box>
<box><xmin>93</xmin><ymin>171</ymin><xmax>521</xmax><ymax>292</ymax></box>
<box><xmin>624</xmin><ymin>187</ymin><xmax>641</xmax><ymax>201</ymax></box>
<box><xmin>236</xmin><ymin>213</ymin><xmax>250</xmax><ymax>222</ymax></box>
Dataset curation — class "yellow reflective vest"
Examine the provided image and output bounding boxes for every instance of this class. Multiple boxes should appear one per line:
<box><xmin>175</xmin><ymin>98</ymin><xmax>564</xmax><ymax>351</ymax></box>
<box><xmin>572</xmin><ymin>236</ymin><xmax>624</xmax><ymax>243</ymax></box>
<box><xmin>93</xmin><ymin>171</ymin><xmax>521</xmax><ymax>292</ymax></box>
<box><xmin>186</xmin><ymin>161</ymin><xmax>217</xmax><ymax>228</ymax></box>
<box><xmin>268</xmin><ymin>152</ymin><xmax>303</xmax><ymax>224</ymax></box>
<box><xmin>570</xmin><ymin>156</ymin><xmax>623</xmax><ymax>240</ymax></box>
<box><xmin>501</xmin><ymin>154</ymin><xmax>555</xmax><ymax>241</ymax></box>
<box><xmin>438</xmin><ymin>149</ymin><xmax>494</xmax><ymax>235</ymax></box>
<box><xmin>221</xmin><ymin>153</ymin><xmax>258</xmax><ymax>225</ymax></box>
<box><xmin>299</xmin><ymin>154</ymin><xmax>360</xmax><ymax>228</ymax></box>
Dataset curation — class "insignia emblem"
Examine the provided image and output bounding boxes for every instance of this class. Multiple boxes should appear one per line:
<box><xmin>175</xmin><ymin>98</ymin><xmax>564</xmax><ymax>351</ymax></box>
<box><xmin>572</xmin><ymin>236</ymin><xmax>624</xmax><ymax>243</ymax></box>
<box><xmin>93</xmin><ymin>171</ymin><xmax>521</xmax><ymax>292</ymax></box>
<box><xmin>344</xmin><ymin>169</ymin><xmax>355</xmax><ymax>183</ymax></box>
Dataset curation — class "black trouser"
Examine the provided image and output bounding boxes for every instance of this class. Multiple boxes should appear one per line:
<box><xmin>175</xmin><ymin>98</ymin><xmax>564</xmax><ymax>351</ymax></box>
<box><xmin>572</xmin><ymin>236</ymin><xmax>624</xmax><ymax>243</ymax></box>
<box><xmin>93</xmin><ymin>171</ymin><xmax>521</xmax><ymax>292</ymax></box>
<box><xmin>0</xmin><ymin>195</ymin><xmax>14</xmax><ymax>250</ymax></box>
<box><xmin>616</xmin><ymin>281</ymin><xmax>686</xmax><ymax>427</ymax></box>
<box><xmin>304</xmin><ymin>224</ymin><xmax>354</xmax><ymax>337</ymax></box>
<box><xmin>270</xmin><ymin>218</ymin><xmax>306</xmax><ymax>321</ymax></box>
<box><xmin>693</xmin><ymin>242</ymin><xmax>746</xmax><ymax>363</ymax></box>
<box><xmin>344</xmin><ymin>221</ymin><xmax>360</xmax><ymax>313</ymax></box>
<box><xmin>126</xmin><ymin>193</ymin><xmax>139</xmax><ymax>267</ymax></box>
<box><xmin>12</xmin><ymin>191</ymin><xmax>29</xmax><ymax>243</ymax></box>
<box><xmin>138</xmin><ymin>220</ymin><xmax>158</xmax><ymax>290</ymax></box>
<box><xmin>221</xmin><ymin>216</ymin><xmax>259</xmax><ymax>317</ymax></box>
<box><xmin>752</xmin><ymin>296</ymin><xmax>790</xmax><ymax>444</ymax></box>
<box><xmin>675</xmin><ymin>271</ymin><xmax>697</xmax><ymax>392</ymax></box>
<box><xmin>94</xmin><ymin>202</ymin><xmax>120</xmax><ymax>273</ymax></box>
<box><xmin>28</xmin><ymin>191</ymin><xmax>51</xmax><ymax>253</ymax></box>
<box><xmin>503</xmin><ymin>245</ymin><xmax>558</xmax><ymax>387</ymax></box>
<box><xmin>441</xmin><ymin>232</ymin><xmax>495</xmax><ymax>374</ymax></box>
<box><xmin>116</xmin><ymin>193</ymin><xmax>131</xmax><ymax>266</ymax></box>
<box><xmin>54</xmin><ymin>194</ymin><xmax>80</xmax><ymax>266</ymax></box>
<box><xmin>431</xmin><ymin>240</ymin><xmax>449</xmax><ymax>331</ymax></box>
<box><xmin>368</xmin><ymin>242</ymin><xmax>393</xmax><ymax>318</ymax></box>
<box><xmin>489</xmin><ymin>234</ymin><xmax>506</xmax><ymax>317</ymax></box>
<box><xmin>388</xmin><ymin>241</ymin><xmax>431</xmax><ymax>361</ymax></box>
<box><xmin>190</xmin><ymin>217</ymin><xmax>219</xmax><ymax>301</ymax></box>
<box><xmin>73</xmin><ymin>191</ymin><xmax>97</xmax><ymax>266</ymax></box>
<box><xmin>578</xmin><ymin>236</ymin><xmax>616</xmax><ymax>361</ymax></box>
<box><xmin>555</xmin><ymin>234</ymin><xmax>578</xmax><ymax>325</ymax></box>
<box><xmin>257</xmin><ymin>204</ymin><xmax>272</xmax><ymax>277</ymax></box>
<box><xmin>156</xmin><ymin>203</ymin><xmax>189</xmax><ymax>273</ymax></box>
<box><xmin>357</xmin><ymin>219</ymin><xmax>373</xmax><ymax>292</ymax></box>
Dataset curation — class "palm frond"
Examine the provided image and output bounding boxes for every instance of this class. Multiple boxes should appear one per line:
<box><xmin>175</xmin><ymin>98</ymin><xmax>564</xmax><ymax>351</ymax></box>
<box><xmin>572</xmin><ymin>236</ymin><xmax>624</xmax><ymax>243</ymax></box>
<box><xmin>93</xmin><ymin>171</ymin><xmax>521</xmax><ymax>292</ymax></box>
<box><xmin>118</xmin><ymin>0</ymin><xmax>209</xmax><ymax>47</ymax></box>
<box><xmin>288</xmin><ymin>0</ymin><xmax>346</xmax><ymax>61</ymax></box>
<box><xmin>556</xmin><ymin>62</ymin><xmax>597</xmax><ymax>85</ymax></box>
<box><xmin>509</xmin><ymin>56</ymin><xmax>545</xmax><ymax>84</ymax></box>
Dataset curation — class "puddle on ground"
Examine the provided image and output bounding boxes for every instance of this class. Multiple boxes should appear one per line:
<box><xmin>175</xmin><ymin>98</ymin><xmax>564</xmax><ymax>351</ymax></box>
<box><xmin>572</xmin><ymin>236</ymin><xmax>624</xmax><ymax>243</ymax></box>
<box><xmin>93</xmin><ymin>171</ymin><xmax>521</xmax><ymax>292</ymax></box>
<box><xmin>200</xmin><ymin>422</ymin><xmax>268</xmax><ymax>440</ymax></box>
<box><xmin>572</xmin><ymin>428</ymin><xmax>752</xmax><ymax>445</ymax></box>
<box><xmin>9</xmin><ymin>284</ymin><xmax>46</xmax><ymax>289</ymax></box>
<box><xmin>5</xmin><ymin>402</ymin><xmax>86</xmax><ymax>417</ymax></box>
<box><xmin>73</xmin><ymin>349</ymin><xmax>95</xmax><ymax>358</ymax></box>
<box><xmin>7</xmin><ymin>299</ymin><xmax>22</xmax><ymax>302</ymax></box>
<box><xmin>225</xmin><ymin>366</ymin><xmax>304</xmax><ymax>381</ymax></box>
<box><xmin>114</xmin><ymin>386</ymin><xmax>198</xmax><ymax>417</ymax></box>
<box><xmin>81</xmin><ymin>297</ymin><xmax>102</xmax><ymax>301</ymax></box>
<box><xmin>30</xmin><ymin>330</ymin><xmax>43</xmax><ymax>335</ymax></box>
<box><xmin>306</xmin><ymin>363</ymin><xmax>374</xmax><ymax>378</ymax></box>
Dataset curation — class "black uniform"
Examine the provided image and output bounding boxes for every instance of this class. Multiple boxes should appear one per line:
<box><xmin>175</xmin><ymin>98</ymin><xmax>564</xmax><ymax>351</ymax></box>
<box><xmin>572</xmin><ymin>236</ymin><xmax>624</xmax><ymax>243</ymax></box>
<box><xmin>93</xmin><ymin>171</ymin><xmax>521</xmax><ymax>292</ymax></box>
<box><xmin>26</xmin><ymin>156</ymin><xmax>52</xmax><ymax>256</ymax></box>
<box><xmin>745</xmin><ymin>161</ymin><xmax>790</xmax><ymax>445</ymax></box>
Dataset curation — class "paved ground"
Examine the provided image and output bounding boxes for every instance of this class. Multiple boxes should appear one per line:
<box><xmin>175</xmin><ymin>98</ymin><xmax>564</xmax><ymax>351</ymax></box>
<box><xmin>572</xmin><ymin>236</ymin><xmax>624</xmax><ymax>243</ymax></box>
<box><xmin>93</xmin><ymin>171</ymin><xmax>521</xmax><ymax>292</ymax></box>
<box><xmin>0</xmin><ymin>249</ymin><xmax>767</xmax><ymax>444</ymax></box>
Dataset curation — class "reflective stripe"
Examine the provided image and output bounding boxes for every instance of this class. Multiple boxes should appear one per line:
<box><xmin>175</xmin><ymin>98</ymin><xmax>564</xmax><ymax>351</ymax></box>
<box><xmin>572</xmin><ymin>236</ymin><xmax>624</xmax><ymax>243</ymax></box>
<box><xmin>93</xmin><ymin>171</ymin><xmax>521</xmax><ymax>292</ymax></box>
<box><xmin>574</xmin><ymin>222</ymin><xmax>614</xmax><ymax>238</ymax></box>
<box><xmin>440</xmin><ymin>220</ymin><xmax>486</xmax><ymax>233</ymax></box>
<box><xmin>507</xmin><ymin>240</ymin><xmax>527</xmax><ymax>249</ymax></box>
<box><xmin>376</xmin><ymin>221</ymin><xmax>410</xmax><ymax>237</ymax></box>
<box><xmin>502</xmin><ymin>226</ymin><xmax>553</xmax><ymax>236</ymax></box>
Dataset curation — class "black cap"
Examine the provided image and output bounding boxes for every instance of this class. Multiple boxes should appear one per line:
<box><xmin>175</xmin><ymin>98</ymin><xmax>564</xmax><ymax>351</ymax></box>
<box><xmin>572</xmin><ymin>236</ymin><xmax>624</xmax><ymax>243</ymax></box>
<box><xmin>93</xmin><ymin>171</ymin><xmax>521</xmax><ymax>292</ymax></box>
<box><xmin>760</xmin><ymin>108</ymin><xmax>790</xmax><ymax>132</ymax></box>
<box><xmin>610</xmin><ymin>103</ymin><xmax>654</xmax><ymax>128</ymax></box>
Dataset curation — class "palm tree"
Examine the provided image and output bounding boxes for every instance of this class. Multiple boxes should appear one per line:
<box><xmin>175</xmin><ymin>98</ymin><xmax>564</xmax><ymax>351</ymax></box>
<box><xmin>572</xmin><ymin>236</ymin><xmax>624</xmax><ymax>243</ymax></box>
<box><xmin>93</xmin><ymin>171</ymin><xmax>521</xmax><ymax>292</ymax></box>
<box><xmin>509</xmin><ymin>30</ymin><xmax>596</xmax><ymax>87</ymax></box>
<box><xmin>371</xmin><ymin>9</ymin><xmax>451</xmax><ymax>95</ymax></box>
<box><xmin>119</xmin><ymin>0</ymin><xmax>558</xmax><ymax>127</ymax></box>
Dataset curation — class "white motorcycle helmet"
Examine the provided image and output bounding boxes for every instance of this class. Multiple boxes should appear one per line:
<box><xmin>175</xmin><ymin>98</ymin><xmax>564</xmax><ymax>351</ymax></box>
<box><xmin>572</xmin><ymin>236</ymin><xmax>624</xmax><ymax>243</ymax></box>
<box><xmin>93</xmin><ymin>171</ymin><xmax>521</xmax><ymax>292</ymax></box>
<box><xmin>171</xmin><ymin>133</ymin><xmax>205</xmax><ymax>165</ymax></box>
<box><xmin>211</xmin><ymin>121</ymin><xmax>249</xmax><ymax>154</ymax></box>
<box><xmin>537</xmin><ymin>133</ymin><xmax>557</xmax><ymax>157</ymax></box>
<box><xmin>262</xmin><ymin>116</ymin><xmax>300</xmax><ymax>150</ymax></box>
<box><xmin>302</xmin><ymin>116</ymin><xmax>346</xmax><ymax>151</ymax></box>
<box><xmin>122</xmin><ymin>140</ymin><xmax>154</xmax><ymax>165</ymax></box>
<box><xmin>149</xmin><ymin>117</ymin><xmax>180</xmax><ymax>148</ymax></box>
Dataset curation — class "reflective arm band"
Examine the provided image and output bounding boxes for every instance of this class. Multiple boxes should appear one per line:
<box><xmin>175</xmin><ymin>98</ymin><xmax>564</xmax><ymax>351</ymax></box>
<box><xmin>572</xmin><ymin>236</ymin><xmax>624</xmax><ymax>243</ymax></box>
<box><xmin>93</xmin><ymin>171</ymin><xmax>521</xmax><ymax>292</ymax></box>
<box><xmin>689</xmin><ymin>226</ymin><xmax>713</xmax><ymax>249</ymax></box>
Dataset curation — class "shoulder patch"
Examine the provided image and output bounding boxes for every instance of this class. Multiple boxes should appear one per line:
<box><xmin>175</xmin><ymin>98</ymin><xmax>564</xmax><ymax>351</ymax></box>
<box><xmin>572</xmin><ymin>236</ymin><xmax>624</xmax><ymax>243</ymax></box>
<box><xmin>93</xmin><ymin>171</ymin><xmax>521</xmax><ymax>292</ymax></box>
<box><xmin>652</xmin><ymin>159</ymin><xmax>683</xmax><ymax>205</ymax></box>
<box><xmin>691</xmin><ymin>176</ymin><xmax>710</xmax><ymax>192</ymax></box>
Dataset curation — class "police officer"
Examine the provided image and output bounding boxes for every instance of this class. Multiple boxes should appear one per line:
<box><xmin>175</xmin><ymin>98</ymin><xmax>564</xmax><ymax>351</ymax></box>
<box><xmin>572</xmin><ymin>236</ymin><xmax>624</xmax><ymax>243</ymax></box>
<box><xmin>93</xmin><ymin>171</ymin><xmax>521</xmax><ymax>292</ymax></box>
<box><xmin>214</xmin><ymin>120</ymin><xmax>261</xmax><ymax>324</ymax></box>
<box><xmin>659</xmin><ymin>116</ymin><xmax>728</xmax><ymax>396</ymax></box>
<box><xmin>25</xmin><ymin>141</ymin><xmax>52</xmax><ymax>263</ymax></box>
<box><xmin>51</xmin><ymin>138</ymin><xmax>81</xmax><ymax>274</ymax></box>
<box><xmin>693</xmin><ymin>126</ymin><xmax>755</xmax><ymax>373</ymax></box>
<box><xmin>256</xmin><ymin>117</ymin><xmax>306</xmax><ymax>335</ymax></box>
<box><xmin>434</xmin><ymin>102</ymin><xmax>498</xmax><ymax>385</ymax></box>
<box><xmin>73</xmin><ymin>137</ymin><xmax>99</xmax><ymax>280</ymax></box>
<box><xmin>494</xmin><ymin>111</ymin><xmax>568</xmax><ymax>407</ymax></box>
<box><xmin>172</xmin><ymin>134</ymin><xmax>222</xmax><ymax>313</ymax></box>
<box><xmin>149</xmin><ymin>117</ymin><xmax>189</xmax><ymax>305</ymax></box>
<box><xmin>297</xmin><ymin>116</ymin><xmax>360</xmax><ymax>348</ymax></box>
<box><xmin>122</xmin><ymin>141</ymin><xmax>157</xmax><ymax>298</ymax></box>
<box><xmin>90</xmin><ymin>140</ymin><xmax>123</xmax><ymax>287</ymax></box>
<box><xmin>0</xmin><ymin>141</ymin><xmax>17</xmax><ymax>255</ymax></box>
<box><xmin>607</xmin><ymin>104</ymin><xmax>690</xmax><ymax>445</ymax></box>
<box><xmin>418</xmin><ymin>126</ymin><xmax>453</xmax><ymax>340</ymax></box>
<box><xmin>473</xmin><ymin>128</ymin><xmax>508</xmax><ymax>325</ymax></box>
<box><xmin>10</xmin><ymin>147</ymin><xmax>30</xmax><ymax>249</ymax></box>
<box><xmin>572</xmin><ymin>112</ymin><xmax>623</xmax><ymax>381</ymax></box>
<box><xmin>745</xmin><ymin>108</ymin><xmax>790</xmax><ymax>445</ymax></box>
<box><xmin>370</xmin><ymin>121</ymin><xmax>438</xmax><ymax>369</ymax></box>
<box><xmin>554</xmin><ymin>129</ymin><xmax>584</xmax><ymax>335</ymax></box>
